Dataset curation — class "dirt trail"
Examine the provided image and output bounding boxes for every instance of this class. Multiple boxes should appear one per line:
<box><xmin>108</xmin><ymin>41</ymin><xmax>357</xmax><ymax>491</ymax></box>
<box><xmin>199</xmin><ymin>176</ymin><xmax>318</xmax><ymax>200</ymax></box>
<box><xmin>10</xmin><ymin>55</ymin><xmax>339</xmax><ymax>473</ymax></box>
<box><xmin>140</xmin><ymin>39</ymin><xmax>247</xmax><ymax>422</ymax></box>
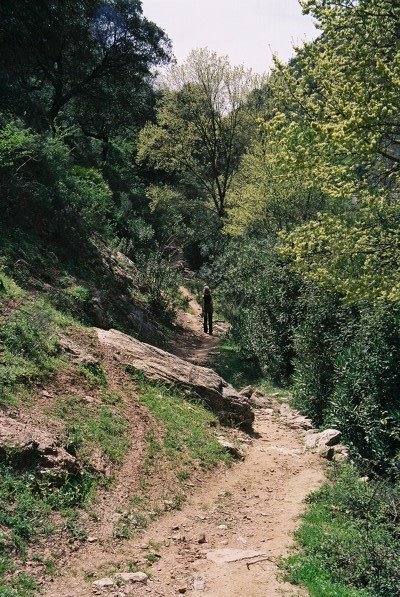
<box><xmin>166</xmin><ymin>287</ymin><xmax>228</xmax><ymax>366</ymax></box>
<box><xmin>44</xmin><ymin>291</ymin><xmax>324</xmax><ymax>597</ymax></box>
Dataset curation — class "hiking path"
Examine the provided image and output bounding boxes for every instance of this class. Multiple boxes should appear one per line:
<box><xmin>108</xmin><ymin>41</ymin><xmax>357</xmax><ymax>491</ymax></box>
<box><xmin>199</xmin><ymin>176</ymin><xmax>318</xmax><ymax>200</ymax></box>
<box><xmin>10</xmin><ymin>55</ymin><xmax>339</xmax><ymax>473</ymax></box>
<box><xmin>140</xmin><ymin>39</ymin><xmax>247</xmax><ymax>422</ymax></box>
<box><xmin>44</xmin><ymin>289</ymin><xmax>324</xmax><ymax>597</ymax></box>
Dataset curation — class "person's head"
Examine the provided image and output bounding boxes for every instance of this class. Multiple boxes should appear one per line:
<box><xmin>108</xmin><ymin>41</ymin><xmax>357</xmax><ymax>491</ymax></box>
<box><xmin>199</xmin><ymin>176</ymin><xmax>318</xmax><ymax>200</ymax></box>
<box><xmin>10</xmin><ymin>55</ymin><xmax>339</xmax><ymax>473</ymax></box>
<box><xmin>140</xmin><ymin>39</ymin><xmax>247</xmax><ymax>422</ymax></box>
<box><xmin>203</xmin><ymin>285</ymin><xmax>211</xmax><ymax>295</ymax></box>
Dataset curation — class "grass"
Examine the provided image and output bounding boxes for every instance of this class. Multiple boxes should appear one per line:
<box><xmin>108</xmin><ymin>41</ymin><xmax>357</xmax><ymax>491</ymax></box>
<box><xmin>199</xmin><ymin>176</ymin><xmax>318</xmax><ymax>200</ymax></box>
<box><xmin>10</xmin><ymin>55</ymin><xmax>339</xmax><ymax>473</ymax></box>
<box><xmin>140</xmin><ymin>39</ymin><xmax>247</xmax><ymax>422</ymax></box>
<box><xmin>0</xmin><ymin>294</ymin><xmax>81</xmax><ymax>407</ymax></box>
<box><xmin>284</xmin><ymin>465</ymin><xmax>400</xmax><ymax>596</ymax></box>
<box><xmin>0</xmin><ymin>271</ymin><xmax>25</xmax><ymax>300</ymax></box>
<box><xmin>78</xmin><ymin>362</ymin><xmax>108</xmax><ymax>389</ymax></box>
<box><xmin>211</xmin><ymin>338</ymin><xmax>261</xmax><ymax>389</ymax></box>
<box><xmin>52</xmin><ymin>395</ymin><xmax>130</xmax><ymax>465</ymax></box>
<box><xmin>0</xmin><ymin>462</ymin><xmax>96</xmax><ymax>595</ymax></box>
<box><xmin>0</xmin><ymin>389</ymin><xmax>130</xmax><ymax>590</ymax></box>
<box><xmin>132</xmin><ymin>370</ymin><xmax>232</xmax><ymax>470</ymax></box>
<box><xmin>111</xmin><ymin>368</ymin><xmax>233</xmax><ymax>541</ymax></box>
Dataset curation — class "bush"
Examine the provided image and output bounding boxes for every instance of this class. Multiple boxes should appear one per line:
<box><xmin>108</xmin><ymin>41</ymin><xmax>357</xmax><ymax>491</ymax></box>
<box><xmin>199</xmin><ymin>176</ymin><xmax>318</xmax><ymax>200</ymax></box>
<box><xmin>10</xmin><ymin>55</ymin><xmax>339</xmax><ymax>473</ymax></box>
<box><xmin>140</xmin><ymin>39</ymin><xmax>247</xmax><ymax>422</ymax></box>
<box><xmin>0</xmin><ymin>303</ymin><xmax>60</xmax><ymax>405</ymax></box>
<box><xmin>285</xmin><ymin>466</ymin><xmax>400</xmax><ymax>596</ymax></box>
<box><xmin>291</xmin><ymin>287</ymin><xmax>347</xmax><ymax>425</ymax></box>
<box><xmin>137</xmin><ymin>250</ymin><xmax>180</xmax><ymax>320</ymax></box>
<box><xmin>293</xmin><ymin>293</ymin><xmax>400</xmax><ymax>474</ymax></box>
<box><xmin>211</xmin><ymin>237</ymin><xmax>300</xmax><ymax>384</ymax></box>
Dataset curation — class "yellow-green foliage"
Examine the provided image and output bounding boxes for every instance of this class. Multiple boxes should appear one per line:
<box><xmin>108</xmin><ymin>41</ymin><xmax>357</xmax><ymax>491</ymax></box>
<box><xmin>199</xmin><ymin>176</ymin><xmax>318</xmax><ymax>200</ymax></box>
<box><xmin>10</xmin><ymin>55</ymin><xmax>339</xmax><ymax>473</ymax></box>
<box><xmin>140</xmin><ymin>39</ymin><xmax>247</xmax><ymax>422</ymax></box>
<box><xmin>228</xmin><ymin>0</ymin><xmax>400</xmax><ymax>303</ymax></box>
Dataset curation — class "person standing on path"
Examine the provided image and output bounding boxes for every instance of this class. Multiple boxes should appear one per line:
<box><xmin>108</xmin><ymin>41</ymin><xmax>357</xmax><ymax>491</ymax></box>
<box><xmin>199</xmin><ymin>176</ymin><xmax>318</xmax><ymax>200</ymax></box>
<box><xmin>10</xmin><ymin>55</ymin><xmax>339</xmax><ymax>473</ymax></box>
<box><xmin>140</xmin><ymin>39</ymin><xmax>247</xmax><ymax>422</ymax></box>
<box><xmin>202</xmin><ymin>285</ymin><xmax>213</xmax><ymax>335</ymax></box>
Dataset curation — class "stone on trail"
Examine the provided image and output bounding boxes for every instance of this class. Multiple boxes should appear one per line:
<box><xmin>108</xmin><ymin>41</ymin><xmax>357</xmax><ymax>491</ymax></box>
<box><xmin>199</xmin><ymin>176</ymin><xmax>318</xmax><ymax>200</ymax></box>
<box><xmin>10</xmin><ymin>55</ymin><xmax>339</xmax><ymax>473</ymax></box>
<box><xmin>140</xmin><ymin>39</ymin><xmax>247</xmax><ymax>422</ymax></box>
<box><xmin>317</xmin><ymin>445</ymin><xmax>335</xmax><ymax>460</ymax></box>
<box><xmin>239</xmin><ymin>385</ymin><xmax>254</xmax><ymax>398</ymax></box>
<box><xmin>114</xmin><ymin>572</ymin><xmax>148</xmax><ymax>583</ymax></box>
<box><xmin>92</xmin><ymin>577</ymin><xmax>115</xmax><ymax>588</ymax></box>
<box><xmin>96</xmin><ymin>328</ymin><xmax>254</xmax><ymax>430</ymax></box>
<box><xmin>305</xmin><ymin>428</ymin><xmax>341</xmax><ymax>449</ymax></box>
<box><xmin>193</xmin><ymin>578</ymin><xmax>206</xmax><ymax>591</ymax></box>
<box><xmin>216</xmin><ymin>436</ymin><xmax>244</xmax><ymax>460</ymax></box>
<box><xmin>0</xmin><ymin>414</ymin><xmax>79</xmax><ymax>476</ymax></box>
<box><xmin>206</xmin><ymin>549</ymin><xmax>266</xmax><ymax>564</ymax></box>
<box><xmin>248</xmin><ymin>390</ymin><xmax>272</xmax><ymax>408</ymax></box>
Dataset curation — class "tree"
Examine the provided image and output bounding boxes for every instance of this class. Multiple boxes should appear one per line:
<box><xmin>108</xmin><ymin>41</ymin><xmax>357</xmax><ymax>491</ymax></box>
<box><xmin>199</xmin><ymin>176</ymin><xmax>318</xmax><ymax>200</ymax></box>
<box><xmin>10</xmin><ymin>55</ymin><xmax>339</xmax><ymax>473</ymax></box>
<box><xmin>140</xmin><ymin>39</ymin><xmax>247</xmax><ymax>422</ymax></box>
<box><xmin>226</xmin><ymin>136</ymin><xmax>326</xmax><ymax>235</ymax></box>
<box><xmin>257</xmin><ymin>0</ymin><xmax>400</xmax><ymax>302</ymax></box>
<box><xmin>138</xmin><ymin>48</ymin><xmax>262</xmax><ymax>217</ymax></box>
<box><xmin>0</xmin><ymin>0</ymin><xmax>171</xmax><ymax>128</ymax></box>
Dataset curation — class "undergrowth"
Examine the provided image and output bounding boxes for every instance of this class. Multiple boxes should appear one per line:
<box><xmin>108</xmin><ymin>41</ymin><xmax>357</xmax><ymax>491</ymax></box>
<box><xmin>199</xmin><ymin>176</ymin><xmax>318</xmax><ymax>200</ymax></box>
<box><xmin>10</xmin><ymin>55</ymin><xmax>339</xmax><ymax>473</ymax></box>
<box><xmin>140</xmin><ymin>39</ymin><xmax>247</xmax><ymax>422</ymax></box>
<box><xmin>0</xmin><ymin>463</ymin><xmax>95</xmax><ymax>595</ymax></box>
<box><xmin>131</xmin><ymin>369</ymin><xmax>231</xmax><ymax>470</ymax></box>
<box><xmin>285</xmin><ymin>465</ymin><xmax>400</xmax><ymax>597</ymax></box>
<box><xmin>52</xmin><ymin>395</ymin><xmax>130</xmax><ymax>465</ymax></box>
<box><xmin>0</xmin><ymin>293</ymin><xmax>79</xmax><ymax>407</ymax></box>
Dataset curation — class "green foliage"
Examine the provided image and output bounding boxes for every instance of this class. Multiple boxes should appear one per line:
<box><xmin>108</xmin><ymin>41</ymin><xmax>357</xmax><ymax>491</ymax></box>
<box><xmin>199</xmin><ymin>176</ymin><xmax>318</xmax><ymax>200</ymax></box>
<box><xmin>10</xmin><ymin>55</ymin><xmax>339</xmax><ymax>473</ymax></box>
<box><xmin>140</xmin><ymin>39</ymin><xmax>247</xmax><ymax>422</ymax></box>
<box><xmin>0</xmin><ymin>0</ymin><xmax>171</xmax><ymax>125</ymax></box>
<box><xmin>0</xmin><ymin>273</ymin><xmax>24</xmax><ymax>300</ymax></box>
<box><xmin>69</xmin><ymin>166</ymin><xmax>114</xmax><ymax>239</ymax></box>
<box><xmin>227</xmin><ymin>139</ymin><xmax>326</xmax><ymax>236</ymax></box>
<box><xmin>0</xmin><ymin>462</ymin><xmax>94</xmax><ymax>594</ymax></box>
<box><xmin>211</xmin><ymin>237</ymin><xmax>299</xmax><ymax>384</ymax></box>
<box><xmin>259</xmin><ymin>0</ymin><xmax>400</xmax><ymax>302</ymax></box>
<box><xmin>0</xmin><ymin>302</ymin><xmax>61</xmax><ymax>406</ymax></box>
<box><xmin>78</xmin><ymin>363</ymin><xmax>108</xmax><ymax>389</ymax></box>
<box><xmin>292</xmin><ymin>294</ymin><xmax>400</xmax><ymax>474</ymax></box>
<box><xmin>285</xmin><ymin>466</ymin><xmax>400</xmax><ymax>596</ymax></box>
<box><xmin>148</xmin><ymin>185</ymin><xmax>224</xmax><ymax>270</ymax></box>
<box><xmin>52</xmin><ymin>395</ymin><xmax>129</xmax><ymax>465</ymax></box>
<box><xmin>137</xmin><ymin>251</ymin><xmax>181</xmax><ymax>320</ymax></box>
<box><xmin>138</xmin><ymin>48</ymin><xmax>261</xmax><ymax>217</ymax></box>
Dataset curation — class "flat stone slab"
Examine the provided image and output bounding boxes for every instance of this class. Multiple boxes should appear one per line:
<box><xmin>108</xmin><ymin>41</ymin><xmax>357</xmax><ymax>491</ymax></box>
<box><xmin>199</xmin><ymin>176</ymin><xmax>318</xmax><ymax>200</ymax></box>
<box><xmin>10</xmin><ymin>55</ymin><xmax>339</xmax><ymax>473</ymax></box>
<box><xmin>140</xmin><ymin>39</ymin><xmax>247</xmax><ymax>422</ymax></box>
<box><xmin>96</xmin><ymin>328</ymin><xmax>254</xmax><ymax>429</ymax></box>
<box><xmin>206</xmin><ymin>549</ymin><xmax>266</xmax><ymax>564</ymax></box>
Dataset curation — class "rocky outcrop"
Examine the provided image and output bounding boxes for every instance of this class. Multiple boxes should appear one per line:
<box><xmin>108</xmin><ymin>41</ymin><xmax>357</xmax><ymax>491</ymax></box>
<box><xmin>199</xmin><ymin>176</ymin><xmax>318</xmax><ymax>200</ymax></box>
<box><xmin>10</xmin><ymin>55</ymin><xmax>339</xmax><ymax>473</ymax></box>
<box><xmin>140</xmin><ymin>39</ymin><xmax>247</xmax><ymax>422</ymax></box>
<box><xmin>305</xmin><ymin>428</ymin><xmax>342</xmax><ymax>449</ymax></box>
<box><xmin>0</xmin><ymin>414</ymin><xmax>113</xmax><ymax>477</ymax></box>
<box><xmin>0</xmin><ymin>415</ymin><xmax>79</xmax><ymax>475</ymax></box>
<box><xmin>96</xmin><ymin>328</ymin><xmax>254</xmax><ymax>430</ymax></box>
<box><xmin>58</xmin><ymin>334</ymin><xmax>99</xmax><ymax>366</ymax></box>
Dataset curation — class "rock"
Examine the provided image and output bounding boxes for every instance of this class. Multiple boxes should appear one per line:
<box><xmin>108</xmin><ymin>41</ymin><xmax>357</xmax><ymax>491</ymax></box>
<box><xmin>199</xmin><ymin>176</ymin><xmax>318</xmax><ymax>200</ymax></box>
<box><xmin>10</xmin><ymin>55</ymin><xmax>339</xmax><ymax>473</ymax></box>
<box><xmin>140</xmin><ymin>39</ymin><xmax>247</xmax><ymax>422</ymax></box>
<box><xmin>58</xmin><ymin>335</ymin><xmax>99</xmax><ymax>366</ymax></box>
<box><xmin>317</xmin><ymin>445</ymin><xmax>334</xmax><ymax>460</ymax></box>
<box><xmin>90</xmin><ymin>291</ymin><xmax>111</xmax><ymax>329</ymax></box>
<box><xmin>288</xmin><ymin>416</ymin><xmax>314</xmax><ymax>430</ymax></box>
<box><xmin>41</xmin><ymin>390</ymin><xmax>54</xmax><ymax>399</ymax></box>
<box><xmin>216</xmin><ymin>437</ymin><xmax>244</xmax><ymax>460</ymax></box>
<box><xmin>197</xmin><ymin>533</ymin><xmax>206</xmax><ymax>544</ymax></box>
<box><xmin>248</xmin><ymin>390</ymin><xmax>272</xmax><ymax>408</ymax></box>
<box><xmin>127</xmin><ymin>306</ymin><xmax>157</xmax><ymax>340</ymax></box>
<box><xmin>334</xmin><ymin>452</ymin><xmax>348</xmax><ymax>463</ymax></box>
<box><xmin>305</xmin><ymin>428</ymin><xmax>341</xmax><ymax>449</ymax></box>
<box><xmin>239</xmin><ymin>386</ymin><xmax>254</xmax><ymax>398</ymax></box>
<box><xmin>87</xmin><ymin>446</ymin><xmax>112</xmax><ymax>478</ymax></box>
<box><xmin>87</xmin><ymin>536</ymin><xmax>98</xmax><ymax>543</ymax></box>
<box><xmin>217</xmin><ymin>524</ymin><xmax>228</xmax><ymax>530</ymax></box>
<box><xmin>193</xmin><ymin>579</ymin><xmax>206</xmax><ymax>591</ymax></box>
<box><xmin>0</xmin><ymin>415</ymin><xmax>79</xmax><ymax>476</ymax></box>
<box><xmin>318</xmin><ymin>429</ymin><xmax>342</xmax><ymax>447</ymax></box>
<box><xmin>333</xmin><ymin>444</ymin><xmax>350</xmax><ymax>462</ymax></box>
<box><xmin>92</xmin><ymin>577</ymin><xmax>115</xmax><ymax>588</ymax></box>
<box><xmin>334</xmin><ymin>443</ymin><xmax>349</xmax><ymax>455</ymax></box>
<box><xmin>96</xmin><ymin>328</ymin><xmax>254</xmax><ymax>430</ymax></box>
<box><xmin>114</xmin><ymin>572</ymin><xmax>148</xmax><ymax>584</ymax></box>
<box><xmin>206</xmin><ymin>549</ymin><xmax>266</xmax><ymax>564</ymax></box>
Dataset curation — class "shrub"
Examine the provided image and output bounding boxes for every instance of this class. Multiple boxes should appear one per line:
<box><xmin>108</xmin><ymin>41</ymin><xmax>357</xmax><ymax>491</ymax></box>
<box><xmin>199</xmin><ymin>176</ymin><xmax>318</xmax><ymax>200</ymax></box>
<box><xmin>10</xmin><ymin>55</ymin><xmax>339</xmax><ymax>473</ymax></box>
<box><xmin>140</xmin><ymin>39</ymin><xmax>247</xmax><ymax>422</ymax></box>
<box><xmin>137</xmin><ymin>250</ymin><xmax>180</xmax><ymax>320</ymax></box>
<box><xmin>285</xmin><ymin>466</ymin><xmax>400</xmax><ymax>596</ymax></box>
<box><xmin>293</xmin><ymin>293</ymin><xmax>400</xmax><ymax>474</ymax></box>
<box><xmin>211</xmin><ymin>237</ymin><xmax>300</xmax><ymax>384</ymax></box>
<box><xmin>0</xmin><ymin>303</ymin><xmax>60</xmax><ymax>405</ymax></box>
